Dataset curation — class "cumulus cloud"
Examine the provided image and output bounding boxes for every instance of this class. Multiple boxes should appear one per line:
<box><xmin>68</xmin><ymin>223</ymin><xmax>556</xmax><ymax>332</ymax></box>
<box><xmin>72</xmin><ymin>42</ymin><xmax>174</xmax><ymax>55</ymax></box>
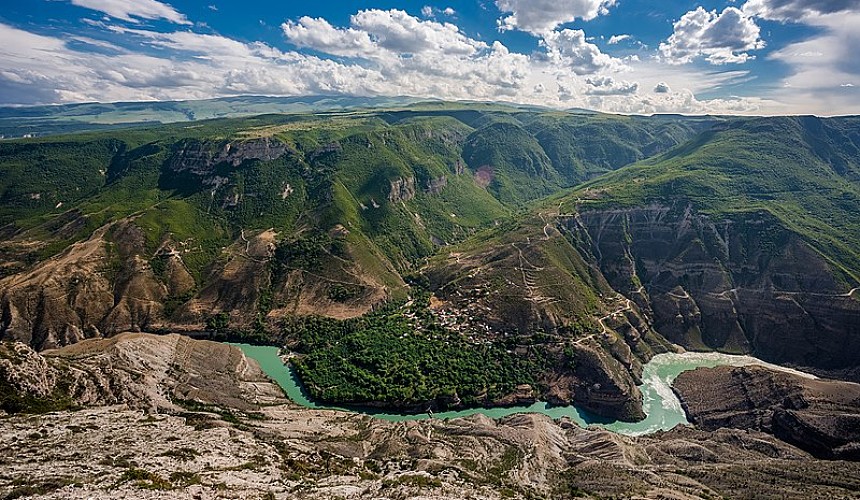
<box><xmin>284</xmin><ymin>10</ymin><xmax>484</xmax><ymax>59</ymax></box>
<box><xmin>495</xmin><ymin>0</ymin><xmax>617</xmax><ymax>34</ymax></box>
<box><xmin>540</xmin><ymin>29</ymin><xmax>624</xmax><ymax>74</ymax></box>
<box><xmin>743</xmin><ymin>0</ymin><xmax>859</xmax><ymax>21</ymax></box>
<box><xmin>608</xmin><ymin>34</ymin><xmax>631</xmax><ymax>45</ymax></box>
<box><xmin>588</xmin><ymin>88</ymin><xmax>766</xmax><ymax>115</ymax></box>
<box><xmin>349</xmin><ymin>9</ymin><xmax>482</xmax><ymax>55</ymax></box>
<box><xmin>660</xmin><ymin>7</ymin><xmax>764</xmax><ymax>65</ymax></box>
<box><xmin>0</xmin><ymin>7</ymin><xmax>786</xmax><ymax>115</ymax></box>
<box><xmin>67</xmin><ymin>0</ymin><xmax>190</xmax><ymax>24</ymax></box>
<box><xmin>0</xmin><ymin>22</ymin><xmax>384</xmax><ymax>104</ymax></box>
<box><xmin>584</xmin><ymin>76</ymin><xmax>638</xmax><ymax>95</ymax></box>
<box><xmin>422</xmin><ymin>6</ymin><xmax>456</xmax><ymax>17</ymax></box>
<box><xmin>279</xmin><ymin>9</ymin><xmax>534</xmax><ymax>101</ymax></box>
<box><xmin>654</xmin><ymin>82</ymin><xmax>671</xmax><ymax>93</ymax></box>
<box><xmin>282</xmin><ymin>16</ymin><xmax>377</xmax><ymax>58</ymax></box>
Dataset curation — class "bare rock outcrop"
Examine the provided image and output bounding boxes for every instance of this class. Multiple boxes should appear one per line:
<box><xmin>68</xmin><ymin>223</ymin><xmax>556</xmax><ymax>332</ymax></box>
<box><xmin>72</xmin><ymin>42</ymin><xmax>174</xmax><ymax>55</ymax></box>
<box><xmin>425</xmin><ymin>222</ymin><xmax>670</xmax><ymax>421</ymax></box>
<box><xmin>388</xmin><ymin>176</ymin><xmax>416</xmax><ymax>203</ymax></box>
<box><xmin>425</xmin><ymin>175</ymin><xmax>448</xmax><ymax>194</ymax></box>
<box><xmin>674</xmin><ymin>365</ymin><xmax>860</xmax><ymax>460</ymax></box>
<box><xmin>0</xmin><ymin>222</ymin><xmax>167</xmax><ymax>350</ymax></box>
<box><xmin>173</xmin><ymin>230</ymin><xmax>276</xmax><ymax>330</ymax></box>
<box><xmin>167</xmin><ymin>137</ymin><xmax>290</xmax><ymax>175</ymax></box>
<box><xmin>0</xmin><ymin>333</ymin><xmax>283</xmax><ymax>413</ymax></box>
<box><xmin>3</xmin><ymin>334</ymin><xmax>860</xmax><ymax>499</ymax></box>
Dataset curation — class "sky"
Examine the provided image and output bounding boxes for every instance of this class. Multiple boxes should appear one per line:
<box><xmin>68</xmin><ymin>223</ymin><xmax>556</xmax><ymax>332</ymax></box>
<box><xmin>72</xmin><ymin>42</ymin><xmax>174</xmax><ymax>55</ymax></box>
<box><xmin>0</xmin><ymin>0</ymin><xmax>858</xmax><ymax>115</ymax></box>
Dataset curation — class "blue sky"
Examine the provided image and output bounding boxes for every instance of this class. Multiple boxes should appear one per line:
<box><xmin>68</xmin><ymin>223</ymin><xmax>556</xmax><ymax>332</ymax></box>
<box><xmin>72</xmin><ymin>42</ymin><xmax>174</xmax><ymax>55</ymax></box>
<box><xmin>0</xmin><ymin>0</ymin><xmax>857</xmax><ymax>114</ymax></box>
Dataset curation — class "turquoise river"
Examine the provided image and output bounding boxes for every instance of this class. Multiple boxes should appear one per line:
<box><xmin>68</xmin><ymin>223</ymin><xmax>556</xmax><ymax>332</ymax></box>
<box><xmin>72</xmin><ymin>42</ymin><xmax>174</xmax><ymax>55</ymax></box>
<box><xmin>233</xmin><ymin>344</ymin><xmax>816</xmax><ymax>436</ymax></box>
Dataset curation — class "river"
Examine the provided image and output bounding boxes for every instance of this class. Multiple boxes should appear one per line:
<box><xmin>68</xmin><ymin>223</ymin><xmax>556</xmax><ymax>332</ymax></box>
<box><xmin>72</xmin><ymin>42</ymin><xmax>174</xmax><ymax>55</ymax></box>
<box><xmin>234</xmin><ymin>344</ymin><xmax>816</xmax><ymax>436</ymax></box>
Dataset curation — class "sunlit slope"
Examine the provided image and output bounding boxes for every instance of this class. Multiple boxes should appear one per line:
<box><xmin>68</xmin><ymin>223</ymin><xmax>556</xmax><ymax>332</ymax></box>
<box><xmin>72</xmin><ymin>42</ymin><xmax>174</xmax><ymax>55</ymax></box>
<box><xmin>569</xmin><ymin>115</ymin><xmax>860</xmax><ymax>278</ymax></box>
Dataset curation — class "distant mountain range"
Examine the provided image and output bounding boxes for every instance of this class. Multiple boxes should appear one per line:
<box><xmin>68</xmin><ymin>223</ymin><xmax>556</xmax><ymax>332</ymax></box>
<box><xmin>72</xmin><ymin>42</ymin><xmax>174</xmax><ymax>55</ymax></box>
<box><xmin>0</xmin><ymin>95</ymin><xmax>430</xmax><ymax>138</ymax></box>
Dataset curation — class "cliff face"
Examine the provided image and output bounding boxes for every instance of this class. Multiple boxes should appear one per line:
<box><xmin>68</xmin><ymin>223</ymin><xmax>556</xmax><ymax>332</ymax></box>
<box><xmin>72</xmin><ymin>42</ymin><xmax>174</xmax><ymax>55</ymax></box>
<box><xmin>160</xmin><ymin>138</ymin><xmax>294</xmax><ymax>198</ymax></box>
<box><xmin>388</xmin><ymin>176</ymin><xmax>416</xmax><ymax>203</ymax></box>
<box><xmin>2</xmin><ymin>200</ymin><xmax>858</xmax><ymax>422</ymax></box>
<box><xmin>167</xmin><ymin>137</ymin><xmax>290</xmax><ymax>174</ymax></box>
<box><xmin>570</xmin><ymin>204</ymin><xmax>860</xmax><ymax>375</ymax></box>
<box><xmin>426</xmin><ymin>221</ymin><xmax>675</xmax><ymax>421</ymax></box>
<box><xmin>674</xmin><ymin>365</ymin><xmax>860</xmax><ymax>460</ymax></box>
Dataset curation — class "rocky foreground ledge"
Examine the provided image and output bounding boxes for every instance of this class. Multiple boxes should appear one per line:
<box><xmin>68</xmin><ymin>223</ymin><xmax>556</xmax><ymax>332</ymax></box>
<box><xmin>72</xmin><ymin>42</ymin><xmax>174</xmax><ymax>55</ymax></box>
<box><xmin>1</xmin><ymin>334</ymin><xmax>859</xmax><ymax>499</ymax></box>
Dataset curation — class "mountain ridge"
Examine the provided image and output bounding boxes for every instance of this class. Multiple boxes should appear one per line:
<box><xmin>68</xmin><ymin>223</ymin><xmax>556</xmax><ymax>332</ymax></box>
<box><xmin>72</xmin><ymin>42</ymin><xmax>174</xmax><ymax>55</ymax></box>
<box><xmin>1</xmin><ymin>104</ymin><xmax>859</xmax><ymax>421</ymax></box>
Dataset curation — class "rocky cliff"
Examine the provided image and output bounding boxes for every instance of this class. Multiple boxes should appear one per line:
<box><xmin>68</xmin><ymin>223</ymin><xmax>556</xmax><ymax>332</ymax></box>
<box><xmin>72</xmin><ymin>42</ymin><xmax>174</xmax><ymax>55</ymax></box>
<box><xmin>0</xmin><ymin>221</ymin><xmax>168</xmax><ymax>350</ymax></box>
<box><xmin>426</xmin><ymin>219</ymin><xmax>675</xmax><ymax>421</ymax></box>
<box><xmin>0</xmin><ymin>333</ymin><xmax>281</xmax><ymax>414</ymax></box>
<box><xmin>674</xmin><ymin>365</ymin><xmax>860</xmax><ymax>460</ymax></box>
<box><xmin>568</xmin><ymin>204</ymin><xmax>860</xmax><ymax>377</ymax></box>
<box><xmin>1</xmin><ymin>111</ymin><xmax>859</xmax><ymax>430</ymax></box>
<box><xmin>167</xmin><ymin>137</ymin><xmax>290</xmax><ymax>173</ymax></box>
<box><xmin>387</xmin><ymin>176</ymin><xmax>416</xmax><ymax>203</ymax></box>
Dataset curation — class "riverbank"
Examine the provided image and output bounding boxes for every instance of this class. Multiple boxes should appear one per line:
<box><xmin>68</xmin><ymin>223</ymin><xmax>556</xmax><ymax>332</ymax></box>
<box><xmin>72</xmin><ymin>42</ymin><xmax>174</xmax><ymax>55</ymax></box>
<box><xmin>234</xmin><ymin>344</ymin><xmax>819</xmax><ymax>436</ymax></box>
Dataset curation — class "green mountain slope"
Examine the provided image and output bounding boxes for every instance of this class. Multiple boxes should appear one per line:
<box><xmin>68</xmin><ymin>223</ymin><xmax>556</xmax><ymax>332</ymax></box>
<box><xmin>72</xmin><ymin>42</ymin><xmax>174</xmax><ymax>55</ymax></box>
<box><xmin>532</xmin><ymin>116</ymin><xmax>860</xmax><ymax>374</ymax></box>
<box><xmin>1</xmin><ymin>106</ymin><xmax>859</xmax><ymax>418</ymax></box>
<box><xmin>572</xmin><ymin>116</ymin><xmax>860</xmax><ymax>278</ymax></box>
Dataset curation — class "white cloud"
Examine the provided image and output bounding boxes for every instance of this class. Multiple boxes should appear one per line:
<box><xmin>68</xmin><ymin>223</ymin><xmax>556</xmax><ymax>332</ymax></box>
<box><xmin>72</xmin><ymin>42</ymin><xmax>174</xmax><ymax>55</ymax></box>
<box><xmin>284</xmin><ymin>10</ymin><xmax>484</xmax><ymax>60</ymax></box>
<box><xmin>495</xmin><ymin>0</ymin><xmax>617</xmax><ymax>34</ymax></box>
<box><xmin>654</xmin><ymin>82</ymin><xmax>671</xmax><ymax>93</ymax></box>
<box><xmin>743</xmin><ymin>0</ymin><xmax>859</xmax><ymax>21</ymax></box>
<box><xmin>0</xmin><ymin>7</ymin><xmax>808</xmax><ymax>115</ymax></box>
<box><xmin>0</xmin><ymin>22</ymin><xmax>385</xmax><ymax>104</ymax></box>
<box><xmin>421</xmin><ymin>6</ymin><xmax>456</xmax><ymax>17</ymax></box>
<box><xmin>660</xmin><ymin>7</ymin><xmax>764</xmax><ymax>65</ymax></box>
<box><xmin>349</xmin><ymin>9</ymin><xmax>483</xmax><ymax>56</ymax></box>
<box><xmin>588</xmin><ymin>88</ymin><xmax>767</xmax><ymax>115</ymax></box>
<box><xmin>584</xmin><ymin>76</ymin><xmax>638</xmax><ymax>95</ymax></box>
<box><xmin>608</xmin><ymin>34</ymin><xmax>631</xmax><ymax>45</ymax></box>
<box><xmin>280</xmin><ymin>10</ymin><xmax>545</xmax><ymax>103</ymax></box>
<box><xmin>766</xmin><ymin>12</ymin><xmax>860</xmax><ymax>113</ymax></box>
<box><xmin>67</xmin><ymin>0</ymin><xmax>190</xmax><ymax>24</ymax></box>
<box><xmin>282</xmin><ymin>16</ymin><xmax>378</xmax><ymax>58</ymax></box>
<box><xmin>540</xmin><ymin>29</ymin><xmax>624</xmax><ymax>75</ymax></box>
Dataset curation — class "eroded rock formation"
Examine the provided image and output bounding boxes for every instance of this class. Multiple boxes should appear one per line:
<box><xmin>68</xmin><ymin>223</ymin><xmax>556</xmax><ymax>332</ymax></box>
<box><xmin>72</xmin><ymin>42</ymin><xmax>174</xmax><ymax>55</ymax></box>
<box><xmin>568</xmin><ymin>204</ymin><xmax>860</xmax><ymax>377</ymax></box>
<box><xmin>674</xmin><ymin>365</ymin><xmax>860</xmax><ymax>460</ymax></box>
